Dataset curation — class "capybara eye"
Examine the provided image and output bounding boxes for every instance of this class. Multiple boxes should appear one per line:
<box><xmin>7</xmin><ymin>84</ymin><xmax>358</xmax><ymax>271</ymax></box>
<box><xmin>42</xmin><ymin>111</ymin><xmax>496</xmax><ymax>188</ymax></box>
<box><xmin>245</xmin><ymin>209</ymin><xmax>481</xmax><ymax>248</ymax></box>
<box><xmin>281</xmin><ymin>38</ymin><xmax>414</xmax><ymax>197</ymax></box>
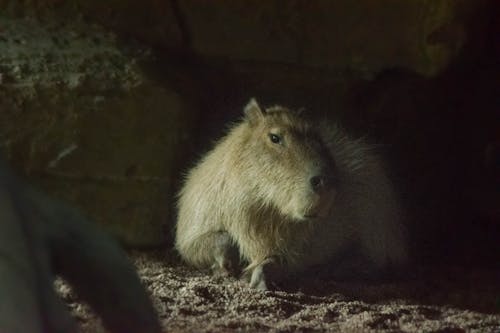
<box><xmin>269</xmin><ymin>133</ymin><xmax>282</xmax><ymax>144</ymax></box>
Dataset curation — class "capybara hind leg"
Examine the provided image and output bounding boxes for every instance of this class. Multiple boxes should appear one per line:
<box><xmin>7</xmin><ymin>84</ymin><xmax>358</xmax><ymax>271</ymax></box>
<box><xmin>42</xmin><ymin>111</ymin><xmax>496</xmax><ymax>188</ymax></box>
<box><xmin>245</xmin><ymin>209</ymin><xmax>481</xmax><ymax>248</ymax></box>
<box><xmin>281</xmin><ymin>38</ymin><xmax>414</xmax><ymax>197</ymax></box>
<box><xmin>180</xmin><ymin>230</ymin><xmax>240</xmax><ymax>276</ymax></box>
<box><xmin>210</xmin><ymin>231</ymin><xmax>240</xmax><ymax>276</ymax></box>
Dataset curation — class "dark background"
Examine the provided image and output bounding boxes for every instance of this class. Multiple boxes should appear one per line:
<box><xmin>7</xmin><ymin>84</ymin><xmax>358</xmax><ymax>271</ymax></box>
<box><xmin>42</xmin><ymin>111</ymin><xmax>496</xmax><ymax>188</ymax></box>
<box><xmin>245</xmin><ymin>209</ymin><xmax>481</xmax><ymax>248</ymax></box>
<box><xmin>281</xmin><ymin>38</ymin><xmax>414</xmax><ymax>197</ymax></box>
<box><xmin>0</xmin><ymin>0</ymin><xmax>498</xmax><ymax>267</ymax></box>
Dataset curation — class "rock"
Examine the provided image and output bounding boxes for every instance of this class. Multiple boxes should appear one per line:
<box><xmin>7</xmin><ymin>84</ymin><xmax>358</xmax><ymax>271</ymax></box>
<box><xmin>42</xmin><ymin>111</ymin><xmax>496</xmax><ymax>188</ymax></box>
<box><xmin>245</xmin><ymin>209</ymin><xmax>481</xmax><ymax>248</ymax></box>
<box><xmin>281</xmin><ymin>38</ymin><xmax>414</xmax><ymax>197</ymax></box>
<box><xmin>180</xmin><ymin>0</ymin><xmax>470</xmax><ymax>76</ymax></box>
<box><xmin>0</xmin><ymin>16</ymin><xmax>195</xmax><ymax>247</ymax></box>
<box><xmin>0</xmin><ymin>1</ymin><xmax>480</xmax><ymax>76</ymax></box>
<box><xmin>0</xmin><ymin>0</ymin><xmax>183</xmax><ymax>49</ymax></box>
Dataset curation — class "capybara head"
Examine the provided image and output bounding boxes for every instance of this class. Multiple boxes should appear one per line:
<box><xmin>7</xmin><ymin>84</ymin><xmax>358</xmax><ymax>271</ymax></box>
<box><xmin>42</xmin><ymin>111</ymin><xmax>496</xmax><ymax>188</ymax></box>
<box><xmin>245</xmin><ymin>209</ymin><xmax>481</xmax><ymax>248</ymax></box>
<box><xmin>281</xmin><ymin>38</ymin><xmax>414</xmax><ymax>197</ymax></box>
<box><xmin>238</xmin><ymin>99</ymin><xmax>336</xmax><ymax>221</ymax></box>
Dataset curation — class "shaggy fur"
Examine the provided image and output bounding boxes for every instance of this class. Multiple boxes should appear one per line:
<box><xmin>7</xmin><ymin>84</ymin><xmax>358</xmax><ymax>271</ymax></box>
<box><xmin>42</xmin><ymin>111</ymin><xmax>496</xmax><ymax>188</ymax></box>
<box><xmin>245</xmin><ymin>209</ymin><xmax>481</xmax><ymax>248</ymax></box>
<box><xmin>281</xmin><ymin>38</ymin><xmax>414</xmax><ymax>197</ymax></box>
<box><xmin>176</xmin><ymin>99</ymin><xmax>408</xmax><ymax>290</ymax></box>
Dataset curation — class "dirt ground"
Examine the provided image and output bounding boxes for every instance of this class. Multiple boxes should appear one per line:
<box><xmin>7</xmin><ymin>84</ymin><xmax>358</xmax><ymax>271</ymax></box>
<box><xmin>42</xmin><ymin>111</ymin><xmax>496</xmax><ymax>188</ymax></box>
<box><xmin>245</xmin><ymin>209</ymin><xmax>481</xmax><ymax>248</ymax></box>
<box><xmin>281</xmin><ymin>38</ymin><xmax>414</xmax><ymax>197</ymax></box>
<box><xmin>58</xmin><ymin>251</ymin><xmax>500</xmax><ymax>333</ymax></box>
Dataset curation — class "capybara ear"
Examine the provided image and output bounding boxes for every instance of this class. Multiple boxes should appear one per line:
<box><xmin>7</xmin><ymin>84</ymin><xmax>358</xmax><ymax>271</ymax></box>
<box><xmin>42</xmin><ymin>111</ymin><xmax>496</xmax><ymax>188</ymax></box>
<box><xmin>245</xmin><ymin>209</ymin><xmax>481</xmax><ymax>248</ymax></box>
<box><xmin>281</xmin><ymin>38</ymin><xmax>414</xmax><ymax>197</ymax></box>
<box><xmin>244</xmin><ymin>98</ymin><xmax>265</xmax><ymax>126</ymax></box>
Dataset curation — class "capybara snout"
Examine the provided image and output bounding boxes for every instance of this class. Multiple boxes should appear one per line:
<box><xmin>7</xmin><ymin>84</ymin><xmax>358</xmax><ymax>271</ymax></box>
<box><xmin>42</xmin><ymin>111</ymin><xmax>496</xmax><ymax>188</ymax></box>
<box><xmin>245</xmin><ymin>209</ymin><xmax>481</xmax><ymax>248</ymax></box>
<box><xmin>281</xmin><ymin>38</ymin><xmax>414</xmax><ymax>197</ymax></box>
<box><xmin>248</xmin><ymin>104</ymin><xmax>337</xmax><ymax>220</ymax></box>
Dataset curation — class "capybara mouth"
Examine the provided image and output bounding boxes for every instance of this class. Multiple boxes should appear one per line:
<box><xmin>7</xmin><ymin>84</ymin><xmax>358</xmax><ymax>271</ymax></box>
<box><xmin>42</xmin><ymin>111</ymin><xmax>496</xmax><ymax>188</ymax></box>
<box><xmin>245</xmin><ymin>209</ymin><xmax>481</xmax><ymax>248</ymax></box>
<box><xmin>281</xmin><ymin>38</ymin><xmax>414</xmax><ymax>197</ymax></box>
<box><xmin>302</xmin><ymin>200</ymin><xmax>334</xmax><ymax>220</ymax></box>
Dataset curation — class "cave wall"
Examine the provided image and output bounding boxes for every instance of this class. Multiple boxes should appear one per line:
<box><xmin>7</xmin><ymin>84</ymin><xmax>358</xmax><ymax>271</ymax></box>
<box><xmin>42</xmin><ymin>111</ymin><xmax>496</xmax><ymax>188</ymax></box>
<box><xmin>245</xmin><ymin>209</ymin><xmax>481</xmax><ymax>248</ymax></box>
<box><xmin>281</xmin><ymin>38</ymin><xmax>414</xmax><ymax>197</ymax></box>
<box><xmin>0</xmin><ymin>14</ymin><xmax>196</xmax><ymax>246</ymax></box>
<box><xmin>0</xmin><ymin>0</ymin><xmax>472</xmax><ymax>76</ymax></box>
<box><xmin>0</xmin><ymin>1</ymin><xmax>497</xmax><ymax>262</ymax></box>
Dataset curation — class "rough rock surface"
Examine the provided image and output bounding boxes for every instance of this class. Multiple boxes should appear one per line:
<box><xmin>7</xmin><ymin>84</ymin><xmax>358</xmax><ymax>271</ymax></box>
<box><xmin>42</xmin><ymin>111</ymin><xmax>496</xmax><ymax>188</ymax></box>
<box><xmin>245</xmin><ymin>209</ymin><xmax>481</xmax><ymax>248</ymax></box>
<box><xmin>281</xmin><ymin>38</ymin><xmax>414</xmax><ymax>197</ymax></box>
<box><xmin>1</xmin><ymin>0</ymin><xmax>476</xmax><ymax>76</ymax></box>
<box><xmin>0</xmin><ymin>16</ymin><xmax>195</xmax><ymax>246</ymax></box>
<box><xmin>58</xmin><ymin>251</ymin><xmax>500</xmax><ymax>333</ymax></box>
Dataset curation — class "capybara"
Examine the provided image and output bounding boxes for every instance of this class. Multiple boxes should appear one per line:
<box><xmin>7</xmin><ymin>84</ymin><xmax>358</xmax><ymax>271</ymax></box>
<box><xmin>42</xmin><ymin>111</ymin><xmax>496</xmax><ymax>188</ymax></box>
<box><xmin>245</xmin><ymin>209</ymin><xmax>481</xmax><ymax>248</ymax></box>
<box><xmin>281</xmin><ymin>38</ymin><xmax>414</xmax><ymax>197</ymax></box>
<box><xmin>176</xmin><ymin>98</ymin><xmax>408</xmax><ymax>290</ymax></box>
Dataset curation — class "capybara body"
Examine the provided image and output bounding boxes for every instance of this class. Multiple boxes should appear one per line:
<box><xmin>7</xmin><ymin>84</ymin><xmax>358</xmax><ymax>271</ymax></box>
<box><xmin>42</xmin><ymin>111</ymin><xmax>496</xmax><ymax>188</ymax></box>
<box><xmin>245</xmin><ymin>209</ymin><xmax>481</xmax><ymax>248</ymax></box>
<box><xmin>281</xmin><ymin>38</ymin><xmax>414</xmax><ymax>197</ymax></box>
<box><xmin>176</xmin><ymin>99</ymin><xmax>408</xmax><ymax>289</ymax></box>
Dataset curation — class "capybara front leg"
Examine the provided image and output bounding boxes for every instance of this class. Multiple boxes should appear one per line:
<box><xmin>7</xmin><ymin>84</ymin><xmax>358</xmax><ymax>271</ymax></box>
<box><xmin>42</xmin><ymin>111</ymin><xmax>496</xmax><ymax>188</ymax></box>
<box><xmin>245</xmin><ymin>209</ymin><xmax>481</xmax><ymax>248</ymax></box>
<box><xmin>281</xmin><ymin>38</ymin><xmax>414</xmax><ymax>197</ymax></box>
<box><xmin>247</xmin><ymin>256</ymin><xmax>283</xmax><ymax>291</ymax></box>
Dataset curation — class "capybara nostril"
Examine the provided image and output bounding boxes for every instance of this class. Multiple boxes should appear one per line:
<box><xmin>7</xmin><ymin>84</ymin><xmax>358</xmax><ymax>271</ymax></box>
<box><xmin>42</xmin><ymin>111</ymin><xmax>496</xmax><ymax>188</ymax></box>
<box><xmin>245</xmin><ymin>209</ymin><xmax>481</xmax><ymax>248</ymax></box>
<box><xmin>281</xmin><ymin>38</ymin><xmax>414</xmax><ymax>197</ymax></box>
<box><xmin>310</xmin><ymin>175</ymin><xmax>325</xmax><ymax>192</ymax></box>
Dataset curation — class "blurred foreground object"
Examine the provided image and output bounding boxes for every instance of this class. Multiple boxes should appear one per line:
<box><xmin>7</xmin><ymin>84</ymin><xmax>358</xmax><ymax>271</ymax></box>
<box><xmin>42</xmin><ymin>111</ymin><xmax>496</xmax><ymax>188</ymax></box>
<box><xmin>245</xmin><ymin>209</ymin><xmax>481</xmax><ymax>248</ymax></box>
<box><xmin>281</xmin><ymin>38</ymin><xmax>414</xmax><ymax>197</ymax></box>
<box><xmin>0</xmin><ymin>155</ymin><xmax>161</xmax><ymax>333</ymax></box>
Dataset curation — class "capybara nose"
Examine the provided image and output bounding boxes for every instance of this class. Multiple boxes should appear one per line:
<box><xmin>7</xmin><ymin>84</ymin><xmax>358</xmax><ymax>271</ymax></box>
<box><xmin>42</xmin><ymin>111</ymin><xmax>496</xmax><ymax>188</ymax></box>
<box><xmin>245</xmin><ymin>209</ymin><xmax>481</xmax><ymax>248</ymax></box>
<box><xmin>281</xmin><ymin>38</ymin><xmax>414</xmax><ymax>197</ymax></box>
<box><xmin>310</xmin><ymin>175</ymin><xmax>326</xmax><ymax>192</ymax></box>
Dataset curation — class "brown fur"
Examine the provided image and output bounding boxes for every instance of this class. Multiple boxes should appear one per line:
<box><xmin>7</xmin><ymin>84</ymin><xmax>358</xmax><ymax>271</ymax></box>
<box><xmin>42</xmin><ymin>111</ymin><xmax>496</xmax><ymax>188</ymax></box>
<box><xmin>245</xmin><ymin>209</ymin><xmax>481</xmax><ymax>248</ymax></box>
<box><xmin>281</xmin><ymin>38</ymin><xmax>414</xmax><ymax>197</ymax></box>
<box><xmin>176</xmin><ymin>99</ymin><xmax>408</xmax><ymax>290</ymax></box>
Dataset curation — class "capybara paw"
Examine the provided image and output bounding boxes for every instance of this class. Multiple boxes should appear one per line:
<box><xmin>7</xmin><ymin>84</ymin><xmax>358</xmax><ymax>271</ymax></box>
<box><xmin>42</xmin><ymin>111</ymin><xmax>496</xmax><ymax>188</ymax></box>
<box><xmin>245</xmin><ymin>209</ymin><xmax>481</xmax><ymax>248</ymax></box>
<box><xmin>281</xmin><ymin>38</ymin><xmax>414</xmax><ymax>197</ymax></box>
<box><xmin>249</xmin><ymin>264</ymin><xmax>268</xmax><ymax>291</ymax></box>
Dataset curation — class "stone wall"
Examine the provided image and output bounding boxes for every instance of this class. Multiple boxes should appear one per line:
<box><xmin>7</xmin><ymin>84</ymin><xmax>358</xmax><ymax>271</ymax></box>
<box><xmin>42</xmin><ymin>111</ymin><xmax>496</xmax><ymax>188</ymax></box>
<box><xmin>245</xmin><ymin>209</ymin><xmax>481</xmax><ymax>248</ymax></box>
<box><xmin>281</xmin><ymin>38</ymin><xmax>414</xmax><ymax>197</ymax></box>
<box><xmin>0</xmin><ymin>16</ymin><xmax>196</xmax><ymax>246</ymax></box>
<box><xmin>0</xmin><ymin>0</ymin><xmax>477</xmax><ymax>76</ymax></box>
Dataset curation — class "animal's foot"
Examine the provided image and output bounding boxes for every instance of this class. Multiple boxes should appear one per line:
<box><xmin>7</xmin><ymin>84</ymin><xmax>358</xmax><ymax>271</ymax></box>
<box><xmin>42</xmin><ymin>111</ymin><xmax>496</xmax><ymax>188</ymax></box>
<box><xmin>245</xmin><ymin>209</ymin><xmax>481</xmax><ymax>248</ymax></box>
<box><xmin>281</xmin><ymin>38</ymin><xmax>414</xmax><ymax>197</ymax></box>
<box><xmin>245</xmin><ymin>257</ymin><xmax>282</xmax><ymax>291</ymax></box>
<box><xmin>211</xmin><ymin>231</ymin><xmax>240</xmax><ymax>277</ymax></box>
